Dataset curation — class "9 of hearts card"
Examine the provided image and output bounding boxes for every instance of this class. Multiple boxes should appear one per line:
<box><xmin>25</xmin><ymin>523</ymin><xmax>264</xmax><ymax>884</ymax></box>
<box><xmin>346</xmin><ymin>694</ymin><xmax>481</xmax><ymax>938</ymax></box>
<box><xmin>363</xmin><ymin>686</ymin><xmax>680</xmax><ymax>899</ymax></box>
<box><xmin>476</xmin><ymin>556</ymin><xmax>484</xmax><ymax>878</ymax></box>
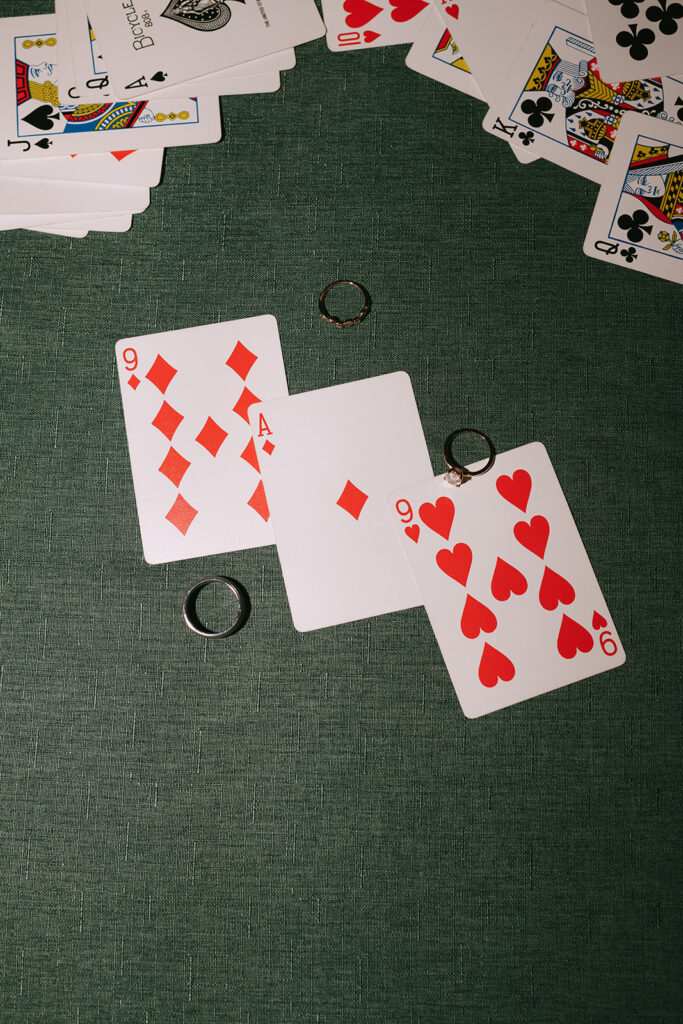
<box><xmin>390</xmin><ymin>442</ymin><xmax>625</xmax><ymax>718</ymax></box>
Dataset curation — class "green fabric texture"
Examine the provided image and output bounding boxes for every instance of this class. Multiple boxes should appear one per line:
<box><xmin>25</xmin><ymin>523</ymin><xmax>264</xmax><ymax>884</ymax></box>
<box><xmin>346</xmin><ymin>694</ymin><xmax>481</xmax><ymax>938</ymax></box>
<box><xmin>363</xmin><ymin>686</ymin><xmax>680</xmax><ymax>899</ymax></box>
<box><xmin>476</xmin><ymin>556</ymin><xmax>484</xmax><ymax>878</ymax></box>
<box><xmin>0</xmin><ymin>2</ymin><xmax>681</xmax><ymax>1021</ymax></box>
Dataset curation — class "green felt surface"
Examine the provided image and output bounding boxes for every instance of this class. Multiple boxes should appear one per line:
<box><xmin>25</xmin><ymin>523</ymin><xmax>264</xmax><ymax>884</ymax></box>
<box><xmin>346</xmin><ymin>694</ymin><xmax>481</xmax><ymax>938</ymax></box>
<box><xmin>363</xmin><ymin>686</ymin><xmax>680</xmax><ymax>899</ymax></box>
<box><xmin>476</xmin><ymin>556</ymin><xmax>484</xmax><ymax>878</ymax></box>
<box><xmin>0</xmin><ymin>2</ymin><xmax>681</xmax><ymax>1021</ymax></box>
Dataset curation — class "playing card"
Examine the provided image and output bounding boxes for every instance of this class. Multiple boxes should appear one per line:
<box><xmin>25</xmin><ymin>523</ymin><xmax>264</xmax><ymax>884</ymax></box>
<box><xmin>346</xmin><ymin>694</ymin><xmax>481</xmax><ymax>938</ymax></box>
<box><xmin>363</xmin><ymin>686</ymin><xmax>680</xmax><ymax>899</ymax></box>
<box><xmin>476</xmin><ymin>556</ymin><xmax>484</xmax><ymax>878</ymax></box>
<box><xmin>406</xmin><ymin>6</ymin><xmax>484</xmax><ymax>100</ymax></box>
<box><xmin>63</xmin><ymin>0</ymin><xmax>111</xmax><ymax>102</ymax></box>
<box><xmin>153</xmin><ymin>69</ymin><xmax>281</xmax><ymax>97</ymax></box>
<box><xmin>116</xmin><ymin>317</ymin><xmax>289</xmax><ymax>565</ymax></box>
<box><xmin>0</xmin><ymin>15</ymin><xmax>221</xmax><ymax>160</ymax></box>
<box><xmin>84</xmin><ymin>0</ymin><xmax>324</xmax><ymax>97</ymax></box>
<box><xmin>30</xmin><ymin>213</ymin><xmax>135</xmax><ymax>233</ymax></box>
<box><xmin>30</xmin><ymin>225</ymin><xmax>90</xmax><ymax>237</ymax></box>
<box><xmin>483</xmin><ymin>1</ymin><xmax>683</xmax><ymax>183</ymax></box>
<box><xmin>66</xmin><ymin>0</ymin><xmax>292</xmax><ymax>102</ymax></box>
<box><xmin>0</xmin><ymin>211</ymin><xmax>101</xmax><ymax>231</ymax></box>
<box><xmin>585</xmin><ymin>0</ymin><xmax>683</xmax><ymax>82</ymax></box>
<box><xmin>390</xmin><ymin>442</ymin><xmax>625</xmax><ymax>718</ymax></box>
<box><xmin>584</xmin><ymin>111</ymin><xmax>683</xmax><ymax>282</ymax></box>
<box><xmin>27</xmin><ymin>213</ymin><xmax>133</xmax><ymax>235</ymax></box>
<box><xmin>0</xmin><ymin>149</ymin><xmax>164</xmax><ymax>187</ymax></box>
<box><xmin>249</xmin><ymin>372</ymin><xmax>433</xmax><ymax>632</ymax></box>
<box><xmin>54</xmin><ymin>0</ymin><xmax>81</xmax><ymax>101</ymax></box>
<box><xmin>322</xmin><ymin>0</ymin><xmax>430</xmax><ymax>52</ymax></box>
<box><xmin>0</xmin><ymin>169</ymin><xmax>149</xmax><ymax>216</ymax></box>
<box><xmin>430</xmin><ymin>0</ymin><xmax>541</xmax><ymax>101</ymax></box>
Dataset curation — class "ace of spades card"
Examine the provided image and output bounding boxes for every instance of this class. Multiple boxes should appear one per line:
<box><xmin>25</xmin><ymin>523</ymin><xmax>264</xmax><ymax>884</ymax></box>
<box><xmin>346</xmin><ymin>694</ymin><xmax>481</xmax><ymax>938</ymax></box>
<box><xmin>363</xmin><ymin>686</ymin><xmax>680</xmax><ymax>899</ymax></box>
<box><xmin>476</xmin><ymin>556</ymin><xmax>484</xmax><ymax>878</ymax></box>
<box><xmin>585</xmin><ymin>0</ymin><xmax>683</xmax><ymax>83</ymax></box>
<box><xmin>584</xmin><ymin>111</ymin><xmax>683</xmax><ymax>283</ymax></box>
<box><xmin>116</xmin><ymin>317</ymin><xmax>289</xmax><ymax>565</ymax></box>
<box><xmin>84</xmin><ymin>0</ymin><xmax>324</xmax><ymax>97</ymax></box>
<box><xmin>483</xmin><ymin>1</ymin><xmax>683</xmax><ymax>183</ymax></box>
<box><xmin>390</xmin><ymin>443</ymin><xmax>625</xmax><ymax>718</ymax></box>
<box><xmin>322</xmin><ymin>0</ymin><xmax>431</xmax><ymax>52</ymax></box>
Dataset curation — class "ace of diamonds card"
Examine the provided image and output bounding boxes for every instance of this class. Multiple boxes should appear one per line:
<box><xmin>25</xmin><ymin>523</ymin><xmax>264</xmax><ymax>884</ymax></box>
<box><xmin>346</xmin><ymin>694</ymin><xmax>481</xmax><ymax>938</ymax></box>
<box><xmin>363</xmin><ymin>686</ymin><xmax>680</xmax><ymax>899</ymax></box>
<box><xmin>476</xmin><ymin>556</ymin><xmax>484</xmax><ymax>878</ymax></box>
<box><xmin>250</xmin><ymin>372</ymin><xmax>433</xmax><ymax>631</ymax></box>
<box><xmin>116</xmin><ymin>317</ymin><xmax>288</xmax><ymax>565</ymax></box>
<box><xmin>390</xmin><ymin>443</ymin><xmax>624</xmax><ymax>717</ymax></box>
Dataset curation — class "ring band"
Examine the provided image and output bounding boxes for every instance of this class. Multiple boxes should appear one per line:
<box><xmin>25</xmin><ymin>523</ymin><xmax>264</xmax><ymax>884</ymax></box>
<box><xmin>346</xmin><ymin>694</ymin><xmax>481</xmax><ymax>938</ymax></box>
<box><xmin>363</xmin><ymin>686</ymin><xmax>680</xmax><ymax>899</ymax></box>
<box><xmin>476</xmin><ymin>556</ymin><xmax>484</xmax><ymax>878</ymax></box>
<box><xmin>443</xmin><ymin>429</ymin><xmax>496</xmax><ymax>485</ymax></box>
<box><xmin>182</xmin><ymin>576</ymin><xmax>251</xmax><ymax>639</ymax></box>
<box><xmin>319</xmin><ymin>280</ymin><xmax>371</xmax><ymax>328</ymax></box>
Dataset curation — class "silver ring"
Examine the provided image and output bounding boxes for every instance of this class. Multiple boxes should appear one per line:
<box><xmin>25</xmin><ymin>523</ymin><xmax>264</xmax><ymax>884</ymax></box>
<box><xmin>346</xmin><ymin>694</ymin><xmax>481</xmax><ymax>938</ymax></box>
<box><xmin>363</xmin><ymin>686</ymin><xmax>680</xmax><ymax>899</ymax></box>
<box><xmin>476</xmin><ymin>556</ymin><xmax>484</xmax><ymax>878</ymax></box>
<box><xmin>182</xmin><ymin>576</ymin><xmax>250</xmax><ymax>638</ymax></box>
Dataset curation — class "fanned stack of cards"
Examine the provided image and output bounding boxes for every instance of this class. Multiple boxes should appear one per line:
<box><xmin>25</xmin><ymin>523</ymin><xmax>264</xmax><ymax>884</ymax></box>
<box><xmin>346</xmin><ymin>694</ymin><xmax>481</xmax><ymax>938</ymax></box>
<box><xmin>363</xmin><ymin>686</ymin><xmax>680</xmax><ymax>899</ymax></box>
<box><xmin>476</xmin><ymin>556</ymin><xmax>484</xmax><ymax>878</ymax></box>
<box><xmin>115</xmin><ymin>317</ymin><xmax>625</xmax><ymax>718</ymax></box>
<box><xmin>320</xmin><ymin>0</ymin><xmax>683</xmax><ymax>284</ymax></box>
<box><xmin>1</xmin><ymin>1</ymin><xmax>326</xmax><ymax>237</ymax></box>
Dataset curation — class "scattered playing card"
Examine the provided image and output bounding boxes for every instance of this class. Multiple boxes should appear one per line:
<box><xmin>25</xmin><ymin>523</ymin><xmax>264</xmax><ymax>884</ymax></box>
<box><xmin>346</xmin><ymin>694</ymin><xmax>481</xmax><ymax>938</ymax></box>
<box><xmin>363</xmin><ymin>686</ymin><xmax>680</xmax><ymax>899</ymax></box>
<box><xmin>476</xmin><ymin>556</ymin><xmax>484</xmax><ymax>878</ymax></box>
<box><xmin>116</xmin><ymin>317</ymin><xmax>289</xmax><ymax>564</ymax></box>
<box><xmin>584</xmin><ymin>111</ymin><xmax>683</xmax><ymax>282</ymax></box>
<box><xmin>84</xmin><ymin>0</ymin><xmax>324</xmax><ymax>97</ymax></box>
<box><xmin>322</xmin><ymin>0</ymin><xmax>431</xmax><ymax>53</ymax></box>
<box><xmin>0</xmin><ymin>15</ymin><xmax>221</xmax><ymax>160</ymax></box>
<box><xmin>0</xmin><ymin>170</ymin><xmax>149</xmax><ymax>216</ymax></box>
<box><xmin>250</xmin><ymin>372</ymin><xmax>433</xmax><ymax>631</ymax></box>
<box><xmin>390</xmin><ymin>442</ymin><xmax>624</xmax><ymax>717</ymax></box>
<box><xmin>60</xmin><ymin>0</ymin><xmax>111</xmax><ymax>102</ymax></box>
<box><xmin>406</xmin><ymin>5</ymin><xmax>484</xmax><ymax>100</ymax></box>
<box><xmin>483</xmin><ymin>1</ymin><xmax>683</xmax><ymax>183</ymax></box>
<box><xmin>425</xmin><ymin>1</ymin><xmax>541</xmax><ymax>164</ymax></box>
<box><xmin>0</xmin><ymin>149</ymin><xmax>164</xmax><ymax>187</ymax></box>
<box><xmin>585</xmin><ymin>0</ymin><xmax>683</xmax><ymax>82</ymax></box>
<box><xmin>429</xmin><ymin>0</ymin><xmax>548</xmax><ymax>102</ymax></box>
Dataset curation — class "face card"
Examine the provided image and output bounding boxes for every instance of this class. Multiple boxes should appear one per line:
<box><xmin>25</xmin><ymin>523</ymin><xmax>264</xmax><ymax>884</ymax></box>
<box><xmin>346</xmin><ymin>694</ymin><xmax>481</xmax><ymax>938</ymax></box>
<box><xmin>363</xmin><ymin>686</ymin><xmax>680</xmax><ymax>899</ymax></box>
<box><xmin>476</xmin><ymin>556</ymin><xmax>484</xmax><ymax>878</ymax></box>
<box><xmin>430</xmin><ymin>0</ymin><xmax>545</xmax><ymax>101</ymax></box>
<box><xmin>483</xmin><ymin>1</ymin><xmax>683</xmax><ymax>183</ymax></box>
<box><xmin>116</xmin><ymin>317</ymin><xmax>288</xmax><ymax>565</ymax></box>
<box><xmin>0</xmin><ymin>171</ymin><xmax>149</xmax><ymax>215</ymax></box>
<box><xmin>390</xmin><ymin>442</ymin><xmax>625</xmax><ymax>718</ymax></box>
<box><xmin>84</xmin><ymin>0</ymin><xmax>324</xmax><ymax>97</ymax></box>
<box><xmin>585</xmin><ymin>0</ymin><xmax>683</xmax><ymax>82</ymax></box>
<box><xmin>322</xmin><ymin>0</ymin><xmax>430</xmax><ymax>52</ymax></box>
<box><xmin>249</xmin><ymin>372</ymin><xmax>433</xmax><ymax>631</ymax></box>
<box><xmin>0</xmin><ymin>148</ymin><xmax>164</xmax><ymax>187</ymax></box>
<box><xmin>0</xmin><ymin>15</ymin><xmax>221</xmax><ymax>160</ymax></box>
<box><xmin>60</xmin><ymin>0</ymin><xmax>111</xmax><ymax>103</ymax></box>
<box><xmin>584</xmin><ymin>111</ymin><xmax>683</xmax><ymax>282</ymax></box>
<box><xmin>406</xmin><ymin>6</ymin><xmax>484</xmax><ymax>99</ymax></box>
<box><xmin>423</xmin><ymin>2</ymin><xmax>540</xmax><ymax>164</ymax></box>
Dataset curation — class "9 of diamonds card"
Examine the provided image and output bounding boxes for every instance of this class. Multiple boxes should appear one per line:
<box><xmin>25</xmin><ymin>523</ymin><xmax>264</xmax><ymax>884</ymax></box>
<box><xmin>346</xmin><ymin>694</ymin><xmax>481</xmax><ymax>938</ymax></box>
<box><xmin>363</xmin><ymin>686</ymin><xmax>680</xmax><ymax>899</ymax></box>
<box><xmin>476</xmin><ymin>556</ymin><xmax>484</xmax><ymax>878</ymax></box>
<box><xmin>115</xmin><ymin>317</ymin><xmax>288</xmax><ymax>565</ymax></box>
<box><xmin>389</xmin><ymin>442</ymin><xmax>625</xmax><ymax>717</ymax></box>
